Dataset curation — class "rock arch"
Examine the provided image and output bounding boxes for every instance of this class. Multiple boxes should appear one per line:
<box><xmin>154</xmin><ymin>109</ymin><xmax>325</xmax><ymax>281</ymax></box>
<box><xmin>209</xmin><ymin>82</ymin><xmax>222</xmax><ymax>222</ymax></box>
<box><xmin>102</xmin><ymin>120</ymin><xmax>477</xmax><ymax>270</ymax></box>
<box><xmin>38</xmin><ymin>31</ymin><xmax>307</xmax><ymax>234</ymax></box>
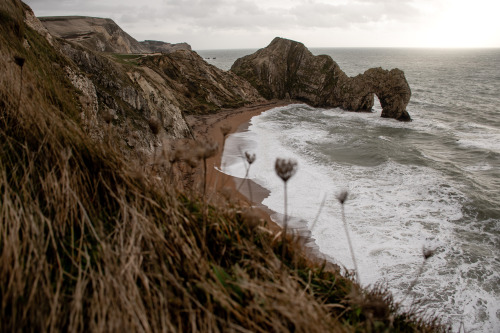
<box><xmin>231</xmin><ymin>37</ymin><xmax>412</xmax><ymax>121</ymax></box>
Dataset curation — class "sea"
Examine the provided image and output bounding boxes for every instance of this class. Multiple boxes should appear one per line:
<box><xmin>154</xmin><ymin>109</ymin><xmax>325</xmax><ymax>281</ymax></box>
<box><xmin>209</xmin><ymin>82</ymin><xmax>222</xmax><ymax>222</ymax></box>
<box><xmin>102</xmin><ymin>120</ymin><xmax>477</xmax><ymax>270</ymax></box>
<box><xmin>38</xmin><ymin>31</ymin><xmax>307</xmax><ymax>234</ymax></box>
<box><xmin>197</xmin><ymin>47</ymin><xmax>500</xmax><ymax>332</ymax></box>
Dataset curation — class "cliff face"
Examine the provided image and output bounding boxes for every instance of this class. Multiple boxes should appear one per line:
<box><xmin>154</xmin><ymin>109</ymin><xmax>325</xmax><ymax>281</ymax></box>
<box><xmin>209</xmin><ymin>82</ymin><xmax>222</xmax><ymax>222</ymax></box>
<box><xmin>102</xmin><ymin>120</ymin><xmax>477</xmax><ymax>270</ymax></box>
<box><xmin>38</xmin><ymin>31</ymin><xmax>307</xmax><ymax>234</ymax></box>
<box><xmin>11</xmin><ymin>7</ymin><xmax>263</xmax><ymax>157</ymax></box>
<box><xmin>39</xmin><ymin>16</ymin><xmax>147</xmax><ymax>54</ymax></box>
<box><xmin>140</xmin><ymin>50</ymin><xmax>265</xmax><ymax>114</ymax></box>
<box><xmin>39</xmin><ymin>16</ymin><xmax>192</xmax><ymax>54</ymax></box>
<box><xmin>231</xmin><ymin>37</ymin><xmax>412</xmax><ymax>121</ymax></box>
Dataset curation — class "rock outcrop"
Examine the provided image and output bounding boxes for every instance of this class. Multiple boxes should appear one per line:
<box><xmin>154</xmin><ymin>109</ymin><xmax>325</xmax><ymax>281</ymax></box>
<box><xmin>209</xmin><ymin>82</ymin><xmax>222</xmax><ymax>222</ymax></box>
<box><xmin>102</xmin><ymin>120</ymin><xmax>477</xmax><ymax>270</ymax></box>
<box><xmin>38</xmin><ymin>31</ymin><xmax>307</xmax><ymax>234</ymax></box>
<box><xmin>140</xmin><ymin>40</ymin><xmax>191</xmax><ymax>54</ymax></box>
<box><xmin>231</xmin><ymin>37</ymin><xmax>412</xmax><ymax>121</ymax></box>
<box><xmin>139</xmin><ymin>50</ymin><xmax>264</xmax><ymax>114</ymax></box>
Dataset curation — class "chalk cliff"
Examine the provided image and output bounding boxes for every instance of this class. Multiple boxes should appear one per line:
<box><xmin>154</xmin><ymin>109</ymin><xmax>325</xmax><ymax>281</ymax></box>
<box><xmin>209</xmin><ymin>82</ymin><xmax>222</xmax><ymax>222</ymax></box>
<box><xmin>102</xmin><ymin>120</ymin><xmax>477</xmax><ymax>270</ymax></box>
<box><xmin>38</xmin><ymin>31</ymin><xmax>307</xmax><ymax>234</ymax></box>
<box><xmin>39</xmin><ymin>16</ymin><xmax>192</xmax><ymax>54</ymax></box>
<box><xmin>231</xmin><ymin>37</ymin><xmax>412</xmax><ymax>121</ymax></box>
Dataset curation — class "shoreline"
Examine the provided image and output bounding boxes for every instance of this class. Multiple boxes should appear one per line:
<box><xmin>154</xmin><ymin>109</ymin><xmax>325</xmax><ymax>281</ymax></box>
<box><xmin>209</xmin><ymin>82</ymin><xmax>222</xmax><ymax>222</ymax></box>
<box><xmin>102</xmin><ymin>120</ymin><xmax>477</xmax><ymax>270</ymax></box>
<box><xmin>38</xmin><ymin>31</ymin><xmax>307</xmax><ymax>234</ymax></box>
<box><xmin>186</xmin><ymin>100</ymin><xmax>289</xmax><ymax>229</ymax></box>
<box><xmin>186</xmin><ymin>100</ymin><xmax>331</xmax><ymax>264</ymax></box>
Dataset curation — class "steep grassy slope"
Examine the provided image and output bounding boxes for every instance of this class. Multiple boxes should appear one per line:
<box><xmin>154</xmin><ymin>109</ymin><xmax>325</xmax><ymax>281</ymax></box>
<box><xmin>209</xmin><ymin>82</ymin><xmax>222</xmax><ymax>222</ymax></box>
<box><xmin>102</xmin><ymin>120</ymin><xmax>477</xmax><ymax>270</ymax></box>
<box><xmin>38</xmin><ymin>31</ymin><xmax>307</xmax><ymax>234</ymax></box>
<box><xmin>1</xmin><ymin>1</ymin><xmax>446</xmax><ymax>332</ymax></box>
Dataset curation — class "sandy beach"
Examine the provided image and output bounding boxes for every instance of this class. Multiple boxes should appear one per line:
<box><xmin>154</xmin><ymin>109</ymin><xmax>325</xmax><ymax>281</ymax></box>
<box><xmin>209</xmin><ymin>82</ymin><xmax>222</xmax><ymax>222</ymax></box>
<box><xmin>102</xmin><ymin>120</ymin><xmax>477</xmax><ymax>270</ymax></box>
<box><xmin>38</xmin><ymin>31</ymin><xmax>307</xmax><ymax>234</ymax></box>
<box><xmin>186</xmin><ymin>100</ymin><xmax>327</xmax><ymax>260</ymax></box>
<box><xmin>186</xmin><ymin>100</ymin><xmax>292</xmax><ymax>230</ymax></box>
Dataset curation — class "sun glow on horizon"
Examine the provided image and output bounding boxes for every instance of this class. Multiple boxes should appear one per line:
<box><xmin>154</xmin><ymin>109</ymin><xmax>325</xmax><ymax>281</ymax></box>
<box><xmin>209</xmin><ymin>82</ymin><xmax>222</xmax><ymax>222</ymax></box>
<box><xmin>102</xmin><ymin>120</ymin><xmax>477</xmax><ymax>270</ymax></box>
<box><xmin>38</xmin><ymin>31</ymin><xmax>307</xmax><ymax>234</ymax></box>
<box><xmin>418</xmin><ymin>0</ymin><xmax>500</xmax><ymax>48</ymax></box>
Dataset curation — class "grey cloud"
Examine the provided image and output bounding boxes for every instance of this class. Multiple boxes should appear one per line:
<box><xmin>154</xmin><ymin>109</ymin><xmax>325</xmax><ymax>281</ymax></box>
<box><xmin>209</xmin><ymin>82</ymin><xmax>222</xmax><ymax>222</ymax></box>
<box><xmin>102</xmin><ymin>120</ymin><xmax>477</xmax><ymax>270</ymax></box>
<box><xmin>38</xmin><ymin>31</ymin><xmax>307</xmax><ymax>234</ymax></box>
<box><xmin>25</xmin><ymin>0</ymin><xmax>428</xmax><ymax>29</ymax></box>
<box><xmin>24</xmin><ymin>0</ymin><xmax>436</xmax><ymax>48</ymax></box>
<box><xmin>288</xmin><ymin>1</ymin><xmax>422</xmax><ymax>28</ymax></box>
<box><xmin>25</xmin><ymin>0</ymin><xmax>138</xmax><ymax>18</ymax></box>
<box><xmin>152</xmin><ymin>0</ymin><xmax>425</xmax><ymax>31</ymax></box>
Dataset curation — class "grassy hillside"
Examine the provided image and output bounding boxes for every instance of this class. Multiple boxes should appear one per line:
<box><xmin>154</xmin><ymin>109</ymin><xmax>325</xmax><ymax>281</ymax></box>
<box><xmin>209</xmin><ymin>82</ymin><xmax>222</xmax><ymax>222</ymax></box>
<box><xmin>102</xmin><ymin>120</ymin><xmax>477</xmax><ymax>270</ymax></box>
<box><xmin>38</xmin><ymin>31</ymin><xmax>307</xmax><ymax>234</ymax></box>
<box><xmin>0</xmin><ymin>1</ymin><xmax>446</xmax><ymax>332</ymax></box>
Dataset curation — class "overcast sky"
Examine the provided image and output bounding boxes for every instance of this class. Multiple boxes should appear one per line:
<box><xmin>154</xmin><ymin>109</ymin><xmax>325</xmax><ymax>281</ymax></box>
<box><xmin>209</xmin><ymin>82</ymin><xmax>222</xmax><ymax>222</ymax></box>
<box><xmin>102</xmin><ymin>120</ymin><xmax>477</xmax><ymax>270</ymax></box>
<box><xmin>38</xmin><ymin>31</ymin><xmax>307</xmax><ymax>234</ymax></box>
<box><xmin>24</xmin><ymin>0</ymin><xmax>500</xmax><ymax>50</ymax></box>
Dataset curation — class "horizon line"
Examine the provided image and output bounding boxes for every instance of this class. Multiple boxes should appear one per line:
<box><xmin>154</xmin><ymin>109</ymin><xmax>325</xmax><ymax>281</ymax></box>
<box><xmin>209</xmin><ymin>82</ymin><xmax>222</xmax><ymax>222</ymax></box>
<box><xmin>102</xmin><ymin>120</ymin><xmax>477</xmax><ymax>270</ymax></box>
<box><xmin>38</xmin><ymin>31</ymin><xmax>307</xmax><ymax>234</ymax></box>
<box><xmin>195</xmin><ymin>46</ymin><xmax>500</xmax><ymax>51</ymax></box>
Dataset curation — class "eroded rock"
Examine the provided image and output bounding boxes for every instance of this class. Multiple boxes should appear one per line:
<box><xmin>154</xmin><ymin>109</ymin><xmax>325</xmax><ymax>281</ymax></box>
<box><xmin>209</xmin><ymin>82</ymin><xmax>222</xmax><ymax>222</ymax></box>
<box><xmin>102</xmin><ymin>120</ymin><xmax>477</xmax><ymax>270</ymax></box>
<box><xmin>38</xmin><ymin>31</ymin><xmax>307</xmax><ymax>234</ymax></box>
<box><xmin>232</xmin><ymin>37</ymin><xmax>412</xmax><ymax>121</ymax></box>
<box><xmin>140</xmin><ymin>50</ymin><xmax>265</xmax><ymax>115</ymax></box>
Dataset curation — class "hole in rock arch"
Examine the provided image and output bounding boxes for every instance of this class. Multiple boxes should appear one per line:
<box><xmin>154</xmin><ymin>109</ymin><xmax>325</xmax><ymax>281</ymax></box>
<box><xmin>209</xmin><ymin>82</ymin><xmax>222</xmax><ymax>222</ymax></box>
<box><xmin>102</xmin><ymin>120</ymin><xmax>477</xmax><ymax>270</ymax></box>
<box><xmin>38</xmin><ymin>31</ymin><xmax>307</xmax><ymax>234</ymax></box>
<box><xmin>372</xmin><ymin>95</ymin><xmax>383</xmax><ymax>114</ymax></box>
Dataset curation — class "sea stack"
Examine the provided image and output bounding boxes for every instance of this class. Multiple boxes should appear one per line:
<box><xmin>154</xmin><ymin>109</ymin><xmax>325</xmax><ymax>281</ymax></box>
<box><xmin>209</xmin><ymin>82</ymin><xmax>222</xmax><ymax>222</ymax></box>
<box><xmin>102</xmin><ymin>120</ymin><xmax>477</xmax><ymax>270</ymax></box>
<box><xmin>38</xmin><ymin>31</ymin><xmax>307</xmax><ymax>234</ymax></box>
<box><xmin>231</xmin><ymin>37</ymin><xmax>412</xmax><ymax>121</ymax></box>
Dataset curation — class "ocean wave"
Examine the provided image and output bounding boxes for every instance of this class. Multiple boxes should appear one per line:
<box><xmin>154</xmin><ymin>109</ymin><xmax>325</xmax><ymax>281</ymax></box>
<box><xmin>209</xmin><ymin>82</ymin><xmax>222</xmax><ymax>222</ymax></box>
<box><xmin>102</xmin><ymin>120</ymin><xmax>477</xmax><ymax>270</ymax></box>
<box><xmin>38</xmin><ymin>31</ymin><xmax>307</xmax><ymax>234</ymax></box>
<box><xmin>222</xmin><ymin>103</ymin><xmax>500</xmax><ymax>332</ymax></box>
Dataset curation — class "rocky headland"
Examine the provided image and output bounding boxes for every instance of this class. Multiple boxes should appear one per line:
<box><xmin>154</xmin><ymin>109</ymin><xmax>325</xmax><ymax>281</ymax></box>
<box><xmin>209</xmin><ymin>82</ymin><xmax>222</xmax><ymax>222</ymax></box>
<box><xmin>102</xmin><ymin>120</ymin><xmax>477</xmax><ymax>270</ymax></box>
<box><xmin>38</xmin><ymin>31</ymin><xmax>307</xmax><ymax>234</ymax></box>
<box><xmin>232</xmin><ymin>37</ymin><xmax>412</xmax><ymax>121</ymax></box>
<box><xmin>140</xmin><ymin>40</ymin><xmax>192</xmax><ymax>54</ymax></box>
<box><xmin>39</xmin><ymin>16</ymin><xmax>192</xmax><ymax>54</ymax></box>
<box><xmin>9</xmin><ymin>5</ymin><xmax>413</xmax><ymax>161</ymax></box>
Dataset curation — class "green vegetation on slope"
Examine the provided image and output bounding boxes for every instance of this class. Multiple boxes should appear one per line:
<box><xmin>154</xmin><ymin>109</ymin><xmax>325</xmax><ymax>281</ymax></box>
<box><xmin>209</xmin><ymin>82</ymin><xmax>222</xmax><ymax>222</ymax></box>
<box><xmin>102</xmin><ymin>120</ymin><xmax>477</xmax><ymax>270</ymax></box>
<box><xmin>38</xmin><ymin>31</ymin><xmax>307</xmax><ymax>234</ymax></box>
<box><xmin>0</xmin><ymin>2</ymin><xmax>446</xmax><ymax>332</ymax></box>
<box><xmin>109</xmin><ymin>53</ymin><xmax>143</xmax><ymax>66</ymax></box>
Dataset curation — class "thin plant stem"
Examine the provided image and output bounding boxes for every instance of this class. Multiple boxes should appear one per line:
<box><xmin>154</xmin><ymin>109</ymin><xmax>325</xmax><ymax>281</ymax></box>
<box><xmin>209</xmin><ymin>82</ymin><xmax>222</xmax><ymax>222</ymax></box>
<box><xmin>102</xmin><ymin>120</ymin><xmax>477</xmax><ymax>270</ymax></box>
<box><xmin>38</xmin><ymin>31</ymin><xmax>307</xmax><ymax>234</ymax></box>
<box><xmin>203</xmin><ymin>157</ymin><xmax>207</xmax><ymax>198</ymax></box>
<box><xmin>284</xmin><ymin>182</ymin><xmax>288</xmax><ymax>236</ymax></box>
<box><xmin>341</xmin><ymin>203</ymin><xmax>359</xmax><ymax>283</ymax></box>
<box><xmin>107</xmin><ymin>122</ymin><xmax>111</xmax><ymax>146</ymax></box>
<box><xmin>404</xmin><ymin>246</ymin><xmax>436</xmax><ymax>302</ymax></box>
<box><xmin>309</xmin><ymin>193</ymin><xmax>327</xmax><ymax>231</ymax></box>
<box><xmin>282</xmin><ymin>181</ymin><xmax>288</xmax><ymax>261</ymax></box>
<box><xmin>407</xmin><ymin>263</ymin><xmax>425</xmax><ymax>295</ymax></box>
<box><xmin>202</xmin><ymin>157</ymin><xmax>208</xmax><ymax>253</ymax></box>
<box><xmin>237</xmin><ymin>152</ymin><xmax>255</xmax><ymax>206</ymax></box>
<box><xmin>17</xmin><ymin>66</ymin><xmax>23</xmax><ymax>113</ymax></box>
<box><xmin>236</xmin><ymin>165</ymin><xmax>250</xmax><ymax>192</ymax></box>
<box><xmin>152</xmin><ymin>146</ymin><xmax>157</xmax><ymax>171</ymax></box>
<box><xmin>246</xmin><ymin>174</ymin><xmax>253</xmax><ymax>206</ymax></box>
<box><xmin>274</xmin><ymin>158</ymin><xmax>297</xmax><ymax>263</ymax></box>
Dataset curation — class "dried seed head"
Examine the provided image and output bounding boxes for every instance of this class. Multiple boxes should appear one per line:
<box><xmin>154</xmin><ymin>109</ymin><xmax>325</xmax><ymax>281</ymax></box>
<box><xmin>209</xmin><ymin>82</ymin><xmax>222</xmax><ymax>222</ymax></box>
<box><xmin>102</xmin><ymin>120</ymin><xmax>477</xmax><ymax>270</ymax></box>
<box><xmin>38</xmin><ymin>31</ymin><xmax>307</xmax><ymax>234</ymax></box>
<box><xmin>220</xmin><ymin>187</ymin><xmax>233</xmax><ymax>201</ymax></box>
<box><xmin>241</xmin><ymin>209</ymin><xmax>261</xmax><ymax>231</ymax></box>
<box><xmin>186</xmin><ymin>157</ymin><xmax>199</xmax><ymax>168</ymax></box>
<box><xmin>182</xmin><ymin>140</ymin><xmax>218</xmax><ymax>163</ymax></box>
<box><xmin>275</xmin><ymin>158</ymin><xmax>297</xmax><ymax>182</ymax></box>
<box><xmin>14</xmin><ymin>56</ymin><xmax>25</xmax><ymax>68</ymax></box>
<box><xmin>170</xmin><ymin>140</ymin><xmax>189</xmax><ymax>163</ymax></box>
<box><xmin>148</xmin><ymin>116</ymin><xmax>161</xmax><ymax>135</ymax></box>
<box><xmin>422</xmin><ymin>246</ymin><xmax>435</xmax><ymax>260</ymax></box>
<box><xmin>159</xmin><ymin>139</ymin><xmax>173</xmax><ymax>162</ymax></box>
<box><xmin>220</xmin><ymin>124</ymin><xmax>232</xmax><ymax>137</ymax></box>
<box><xmin>183</xmin><ymin>141</ymin><xmax>203</xmax><ymax>161</ymax></box>
<box><xmin>245</xmin><ymin>152</ymin><xmax>256</xmax><ymax>165</ymax></box>
<box><xmin>170</xmin><ymin>148</ymin><xmax>184</xmax><ymax>164</ymax></box>
<box><xmin>102</xmin><ymin>109</ymin><xmax>115</xmax><ymax>124</ymax></box>
<box><xmin>336</xmin><ymin>190</ymin><xmax>349</xmax><ymax>204</ymax></box>
<box><xmin>200</xmin><ymin>141</ymin><xmax>218</xmax><ymax>159</ymax></box>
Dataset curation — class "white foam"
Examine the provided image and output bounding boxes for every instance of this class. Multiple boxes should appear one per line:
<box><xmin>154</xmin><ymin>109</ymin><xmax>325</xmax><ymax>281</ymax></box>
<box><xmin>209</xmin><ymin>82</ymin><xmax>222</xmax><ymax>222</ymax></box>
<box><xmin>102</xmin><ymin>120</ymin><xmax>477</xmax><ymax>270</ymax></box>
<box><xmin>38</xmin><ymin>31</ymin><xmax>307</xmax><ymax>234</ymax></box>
<box><xmin>221</xmin><ymin>104</ymin><xmax>500</xmax><ymax>332</ymax></box>
<box><xmin>319</xmin><ymin>106</ymin><xmax>452</xmax><ymax>135</ymax></box>
<box><xmin>457</xmin><ymin>134</ymin><xmax>500</xmax><ymax>153</ymax></box>
<box><xmin>463</xmin><ymin>162</ymin><xmax>493</xmax><ymax>172</ymax></box>
<box><xmin>455</xmin><ymin>122</ymin><xmax>500</xmax><ymax>153</ymax></box>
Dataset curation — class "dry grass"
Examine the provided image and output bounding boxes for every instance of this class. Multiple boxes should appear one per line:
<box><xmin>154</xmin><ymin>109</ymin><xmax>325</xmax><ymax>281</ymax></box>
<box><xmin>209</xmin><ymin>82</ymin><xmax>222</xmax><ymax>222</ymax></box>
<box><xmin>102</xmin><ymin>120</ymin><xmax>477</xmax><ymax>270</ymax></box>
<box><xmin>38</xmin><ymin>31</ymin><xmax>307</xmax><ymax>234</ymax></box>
<box><xmin>0</xmin><ymin>3</ymin><xmax>448</xmax><ymax>332</ymax></box>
